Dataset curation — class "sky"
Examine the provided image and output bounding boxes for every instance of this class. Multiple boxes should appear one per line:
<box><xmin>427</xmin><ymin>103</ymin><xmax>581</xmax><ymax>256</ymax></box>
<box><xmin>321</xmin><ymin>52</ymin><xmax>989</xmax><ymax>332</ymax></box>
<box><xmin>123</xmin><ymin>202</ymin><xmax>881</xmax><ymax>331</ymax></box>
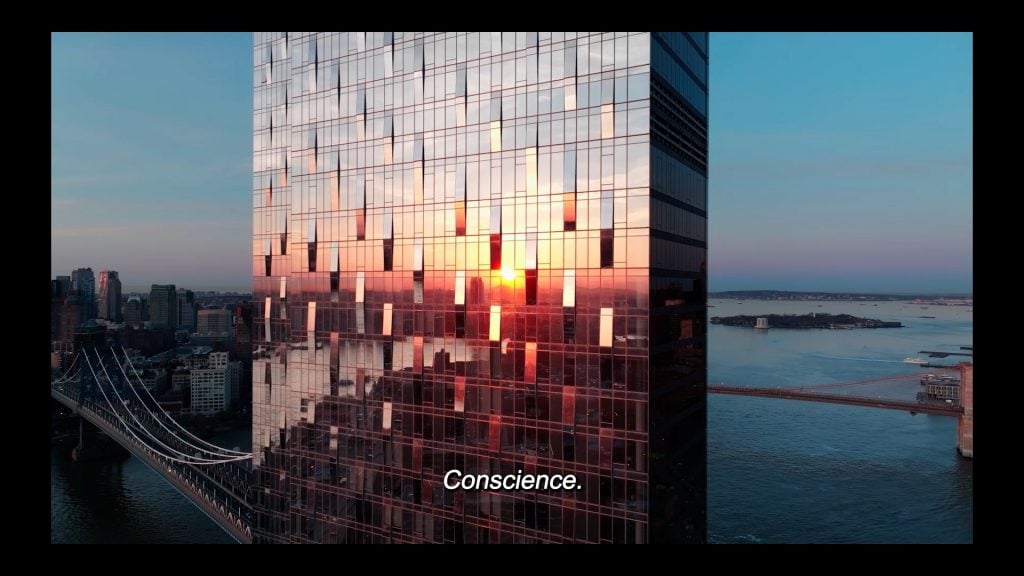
<box><xmin>710</xmin><ymin>33</ymin><xmax>972</xmax><ymax>292</ymax></box>
<box><xmin>51</xmin><ymin>32</ymin><xmax>972</xmax><ymax>293</ymax></box>
<box><xmin>51</xmin><ymin>33</ymin><xmax>253</xmax><ymax>292</ymax></box>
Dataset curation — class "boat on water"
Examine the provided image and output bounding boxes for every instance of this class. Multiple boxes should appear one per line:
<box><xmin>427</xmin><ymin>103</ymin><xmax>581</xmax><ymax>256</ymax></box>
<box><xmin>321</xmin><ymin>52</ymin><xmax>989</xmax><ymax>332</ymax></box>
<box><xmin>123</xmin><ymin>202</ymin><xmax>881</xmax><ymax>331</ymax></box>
<box><xmin>903</xmin><ymin>357</ymin><xmax>928</xmax><ymax>365</ymax></box>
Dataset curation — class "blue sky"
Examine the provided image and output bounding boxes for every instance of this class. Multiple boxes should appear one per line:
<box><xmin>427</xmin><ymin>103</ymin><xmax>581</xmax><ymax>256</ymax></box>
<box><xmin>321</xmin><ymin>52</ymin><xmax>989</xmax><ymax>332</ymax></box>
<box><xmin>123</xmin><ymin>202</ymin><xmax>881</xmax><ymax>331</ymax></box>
<box><xmin>711</xmin><ymin>33</ymin><xmax>972</xmax><ymax>292</ymax></box>
<box><xmin>51</xmin><ymin>32</ymin><xmax>972</xmax><ymax>293</ymax></box>
<box><xmin>52</xmin><ymin>33</ymin><xmax>252</xmax><ymax>291</ymax></box>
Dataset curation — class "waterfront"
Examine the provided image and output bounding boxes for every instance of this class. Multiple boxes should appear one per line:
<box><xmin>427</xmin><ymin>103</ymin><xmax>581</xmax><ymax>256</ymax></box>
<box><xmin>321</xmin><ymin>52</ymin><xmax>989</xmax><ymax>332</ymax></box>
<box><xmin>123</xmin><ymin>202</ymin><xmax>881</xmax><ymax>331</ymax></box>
<box><xmin>708</xmin><ymin>299</ymin><xmax>973</xmax><ymax>543</ymax></box>
<box><xmin>51</xmin><ymin>300</ymin><xmax>972</xmax><ymax>544</ymax></box>
<box><xmin>50</xmin><ymin>427</ymin><xmax>249</xmax><ymax>544</ymax></box>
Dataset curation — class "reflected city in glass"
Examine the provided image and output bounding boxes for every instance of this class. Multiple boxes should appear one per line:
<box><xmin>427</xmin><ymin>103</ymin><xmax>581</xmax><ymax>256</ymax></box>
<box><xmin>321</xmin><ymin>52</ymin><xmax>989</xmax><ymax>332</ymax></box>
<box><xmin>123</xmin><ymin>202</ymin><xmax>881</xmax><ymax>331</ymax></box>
<box><xmin>251</xmin><ymin>32</ymin><xmax>707</xmax><ymax>543</ymax></box>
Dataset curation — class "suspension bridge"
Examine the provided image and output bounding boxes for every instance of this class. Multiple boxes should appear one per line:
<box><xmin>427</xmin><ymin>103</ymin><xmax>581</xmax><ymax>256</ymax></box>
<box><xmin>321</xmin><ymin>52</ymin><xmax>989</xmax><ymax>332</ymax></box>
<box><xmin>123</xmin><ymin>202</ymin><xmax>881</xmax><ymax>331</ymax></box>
<box><xmin>50</xmin><ymin>347</ymin><xmax>254</xmax><ymax>543</ymax></box>
<box><xmin>51</xmin><ymin>346</ymin><xmax>974</xmax><ymax>543</ymax></box>
<box><xmin>709</xmin><ymin>366</ymin><xmax>974</xmax><ymax>457</ymax></box>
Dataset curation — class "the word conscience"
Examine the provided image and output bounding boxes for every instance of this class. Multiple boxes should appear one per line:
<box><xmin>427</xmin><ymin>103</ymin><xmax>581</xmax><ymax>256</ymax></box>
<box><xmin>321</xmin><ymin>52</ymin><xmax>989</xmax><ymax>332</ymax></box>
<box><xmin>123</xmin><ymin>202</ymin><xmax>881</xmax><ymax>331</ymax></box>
<box><xmin>443</xmin><ymin>469</ymin><xmax>582</xmax><ymax>491</ymax></box>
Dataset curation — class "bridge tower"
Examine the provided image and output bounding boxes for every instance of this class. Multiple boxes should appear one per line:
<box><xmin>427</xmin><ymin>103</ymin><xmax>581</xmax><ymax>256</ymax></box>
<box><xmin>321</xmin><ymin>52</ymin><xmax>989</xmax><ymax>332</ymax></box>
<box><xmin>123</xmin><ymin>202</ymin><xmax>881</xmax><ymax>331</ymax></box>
<box><xmin>72</xmin><ymin>349</ymin><xmax>101</xmax><ymax>458</ymax></box>
<box><xmin>76</xmin><ymin>350</ymin><xmax>99</xmax><ymax>408</ymax></box>
<box><xmin>956</xmin><ymin>363</ymin><xmax>973</xmax><ymax>458</ymax></box>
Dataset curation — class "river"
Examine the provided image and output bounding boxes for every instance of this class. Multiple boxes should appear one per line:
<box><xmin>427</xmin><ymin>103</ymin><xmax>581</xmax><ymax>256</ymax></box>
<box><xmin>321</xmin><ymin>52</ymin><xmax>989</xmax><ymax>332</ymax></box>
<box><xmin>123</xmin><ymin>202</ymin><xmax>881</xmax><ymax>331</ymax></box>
<box><xmin>50</xmin><ymin>300</ymin><xmax>973</xmax><ymax>543</ymax></box>
<box><xmin>50</xmin><ymin>426</ymin><xmax>249</xmax><ymax>544</ymax></box>
<box><xmin>708</xmin><ymin>299</ymin><xmax>973</xmax><ymax>543</ymax></box>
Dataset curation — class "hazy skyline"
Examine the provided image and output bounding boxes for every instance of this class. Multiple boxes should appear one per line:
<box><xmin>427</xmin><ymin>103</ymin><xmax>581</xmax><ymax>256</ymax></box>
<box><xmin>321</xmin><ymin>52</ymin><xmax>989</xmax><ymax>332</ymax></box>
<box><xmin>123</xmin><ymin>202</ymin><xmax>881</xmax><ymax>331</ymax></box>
<box><xmin>51</xmin><ymin>32</ymin><xmax>972</xmax><ymax>293</ymax></box>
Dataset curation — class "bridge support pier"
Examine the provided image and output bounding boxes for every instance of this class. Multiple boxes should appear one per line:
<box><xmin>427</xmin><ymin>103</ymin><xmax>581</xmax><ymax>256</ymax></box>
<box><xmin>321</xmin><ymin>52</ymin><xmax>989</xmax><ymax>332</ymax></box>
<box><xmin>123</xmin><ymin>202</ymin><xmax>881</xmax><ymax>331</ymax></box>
<box><xmin>70</xmin><ymin>414</ymin><xmax>123</xmax><ymax>462</ymax></box>
<box><xmin>72</xmin><ymin>416</ymin><xmax>93</xmax><ymax>461</ymax></box>
<box><xmin>956</xmin><ymin>363</ymin><xmax>973</xmax><ymax>459</ymax></box>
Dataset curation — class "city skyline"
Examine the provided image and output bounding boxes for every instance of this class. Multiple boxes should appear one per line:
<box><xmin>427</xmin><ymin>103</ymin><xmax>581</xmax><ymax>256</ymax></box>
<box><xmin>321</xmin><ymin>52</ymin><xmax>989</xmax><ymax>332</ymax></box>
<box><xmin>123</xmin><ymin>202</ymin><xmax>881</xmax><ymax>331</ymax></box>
<box><xmin>52</xmin><ymin>32</ymin><xmax>973</xmax><ymax>293</ymax></box>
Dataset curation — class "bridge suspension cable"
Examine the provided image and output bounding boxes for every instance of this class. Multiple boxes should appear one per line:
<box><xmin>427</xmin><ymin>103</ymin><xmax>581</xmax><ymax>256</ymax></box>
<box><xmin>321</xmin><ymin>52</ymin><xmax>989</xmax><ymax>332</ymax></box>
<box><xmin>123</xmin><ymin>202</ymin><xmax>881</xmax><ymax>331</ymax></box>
<box><xmin>54</xmin><ymin>369</ymin><xmax>80</xmax><ymax>385</ymax></box>
<box><xmin>109</xmin><ymin>348</ymin><xmax>251</xmax><ymax>460</ymax></box>
<box><xmin>118</xmin><ymin>346</ymin><xmax>251</xmax><ymax>456</ymax></box>
<box><xmin>84</xmin><ymin>350</ymin><xmax>251</xmax><ymax>464</ymax></box>
<box><xmin>52</xmin><ymin>352</ymin><xmax>81</xmax><ymax>383</ymax></box>
<box><xmin>86</xmin><ymin>351</ymin><xmax>253</xmax><ymax>465</ymax></box>
<box><xmin>87</xmin><ymin>350</ymin><xmax>248</xmax><ymax>464</ymax></box>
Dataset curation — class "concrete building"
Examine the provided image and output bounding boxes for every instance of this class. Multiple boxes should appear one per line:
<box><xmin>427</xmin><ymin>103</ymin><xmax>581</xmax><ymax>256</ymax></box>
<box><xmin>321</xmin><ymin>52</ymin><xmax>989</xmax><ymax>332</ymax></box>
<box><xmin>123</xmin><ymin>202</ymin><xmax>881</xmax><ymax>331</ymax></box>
<box><xmin>188</xmin><ymin>333</ymin><xmax>233</xmax><ymax>348</ymax></box>
<box><xmin>136</xmin><ymin>368</ymin><xmax>168</xmax><ymax>392</ymax></box>
<box><xmin>197</xmin><ymin>309</ymin><xmax>233</xmax><ymax>334</ymax></box>
<box><xmin>171</xmin><ymin>368</ymin><xmax>191</xmax><ymax>392</ymax></box>
<box><xmin>190</xmin><ymin>351</ymin><xmax>237</xmax><ymax>415</ymax></box>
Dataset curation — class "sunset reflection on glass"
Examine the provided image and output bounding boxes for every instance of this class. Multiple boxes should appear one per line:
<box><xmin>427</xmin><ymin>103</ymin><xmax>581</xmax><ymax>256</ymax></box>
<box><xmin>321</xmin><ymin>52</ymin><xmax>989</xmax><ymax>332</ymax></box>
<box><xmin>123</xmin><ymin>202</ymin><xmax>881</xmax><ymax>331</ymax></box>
<box><xmin>251</xmin><ymin>32</ymin><xmax>707</xmax><ymax>544</ymax></box>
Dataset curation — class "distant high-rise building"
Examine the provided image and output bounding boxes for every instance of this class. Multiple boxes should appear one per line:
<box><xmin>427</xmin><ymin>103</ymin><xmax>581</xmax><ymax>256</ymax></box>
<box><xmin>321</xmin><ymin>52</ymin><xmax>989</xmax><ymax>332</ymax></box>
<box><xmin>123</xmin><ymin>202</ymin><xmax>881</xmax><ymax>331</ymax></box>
<box><xmin>149</xmin><ymin>284</ymin><xmax>178</xmax><ymax>328</ymax></box>
<box><xmin>71</xmin><ymin>268</ymin><xmax>96</xmax><ymax>320</ymax></box>
<box><xmin>59</xmin><ymin>292</ymin><xmax>84</xmax><ymax>344</ymax></box>
<box><xmin>252</xmin><ymin>32</ymin><xmax>708</xmax><ymax>543</ymax></box>
<box><xmin>98</xmin><ymin>270</ymin><xmax>122</xmax><ymax>322</ymax></box>
<box><xmin>54</xmin><ymin>276</ymin><xmax>72</xmax><ymax>298</ymax></box>
<box><xmin>177</xmin><ymin>289</ymin><xmax>197</xmax><ymax>331</ymax></box>
<box><xmin>124</xmin><ymin>296</ymin><xmax>144</xmax><ymax>327</ymax></box>
<box><xmin>51</xmin><ymin>278</ymin><xmax>68</xmax><ymax>341</ymax></box>
<box><xmin>197</xmin><ymin>309</ymin><xmax>232</xmax><ymax>334</ymax></box>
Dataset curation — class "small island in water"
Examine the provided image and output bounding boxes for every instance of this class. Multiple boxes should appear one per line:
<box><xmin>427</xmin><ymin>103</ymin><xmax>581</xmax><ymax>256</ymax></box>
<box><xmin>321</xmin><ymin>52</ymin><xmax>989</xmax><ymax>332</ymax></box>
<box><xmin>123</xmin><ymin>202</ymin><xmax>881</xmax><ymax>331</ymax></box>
<box><xmin>710</xmin><ymin>313</ymin><xmax>902</xmax><ymax>329</ymax></box>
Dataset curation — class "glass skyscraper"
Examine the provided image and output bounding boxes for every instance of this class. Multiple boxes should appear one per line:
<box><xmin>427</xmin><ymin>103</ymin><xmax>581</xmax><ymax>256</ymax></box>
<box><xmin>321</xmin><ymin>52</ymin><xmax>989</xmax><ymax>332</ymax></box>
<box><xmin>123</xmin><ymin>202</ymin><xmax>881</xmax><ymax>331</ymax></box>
<box><xmin>252</xmin><ymin>32</ymin><xmax>707</xmax><ymax>543</ymax></box>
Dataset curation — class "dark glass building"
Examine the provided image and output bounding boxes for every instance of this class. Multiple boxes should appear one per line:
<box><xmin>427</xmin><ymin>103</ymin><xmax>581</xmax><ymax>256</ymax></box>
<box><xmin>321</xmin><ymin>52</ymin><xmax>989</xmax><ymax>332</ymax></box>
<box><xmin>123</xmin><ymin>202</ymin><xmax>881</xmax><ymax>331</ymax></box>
<box><xmin>98</xmin><ymin>270</ymin><xmax>122</xmax><ymax>322</ymax></box>
<box><xmin>149</xmin><ymin>284</ymin><xmax>178</xmax><ymax>329</ymax></box>
<box><xmin>252</xmin><ymin>32</ymin><xmax>706</xmax><ymax>543</ymax></box>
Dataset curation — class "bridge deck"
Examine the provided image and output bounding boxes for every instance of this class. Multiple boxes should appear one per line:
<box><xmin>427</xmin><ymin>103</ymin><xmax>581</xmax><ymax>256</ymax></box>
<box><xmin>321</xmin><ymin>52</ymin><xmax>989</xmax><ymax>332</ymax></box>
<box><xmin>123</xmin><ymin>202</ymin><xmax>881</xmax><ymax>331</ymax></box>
<box><xmin>51</xmin><ymin>387</ymin><xmax>252</xmax><ymax>543</ymax></box>
<box><xmin>708</xmin><ymin>385</ymin><xmax>963</xmax><ymax>417</ymax></box>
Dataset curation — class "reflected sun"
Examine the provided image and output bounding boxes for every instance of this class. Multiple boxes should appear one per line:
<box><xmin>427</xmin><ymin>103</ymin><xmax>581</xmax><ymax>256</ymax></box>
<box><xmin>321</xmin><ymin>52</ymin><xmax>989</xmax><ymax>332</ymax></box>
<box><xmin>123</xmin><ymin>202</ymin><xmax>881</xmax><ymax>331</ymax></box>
<box><xmin>501</xmin><ymin>267</ymin><xmax>516</xmax><ymax>282</ymax></box>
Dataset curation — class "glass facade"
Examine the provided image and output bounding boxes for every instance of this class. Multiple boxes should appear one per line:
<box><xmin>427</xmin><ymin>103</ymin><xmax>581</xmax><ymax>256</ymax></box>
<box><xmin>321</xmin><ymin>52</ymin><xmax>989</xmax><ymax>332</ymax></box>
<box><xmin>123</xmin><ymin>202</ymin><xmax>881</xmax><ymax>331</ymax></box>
<box><xmin>252</xmin><ymin>32</ymin><xmax>707</xmax><ymax>543</ymax></box>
